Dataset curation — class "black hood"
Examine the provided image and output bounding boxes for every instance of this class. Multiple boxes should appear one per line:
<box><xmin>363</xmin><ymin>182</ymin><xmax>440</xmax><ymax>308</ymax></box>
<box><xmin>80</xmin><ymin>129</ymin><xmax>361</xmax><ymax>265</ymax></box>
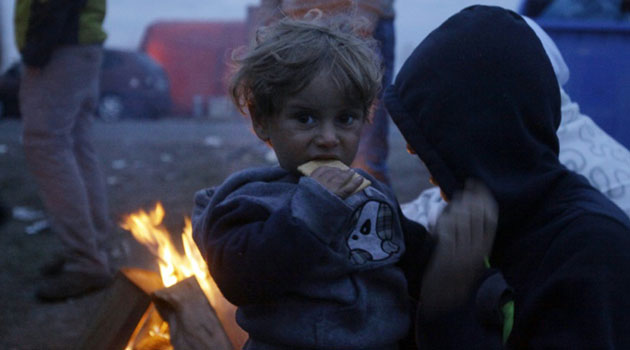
<box><xmin>385</xmin><ymin>6</ymin><xmax>565</xmax><ymax>229</ymax></box>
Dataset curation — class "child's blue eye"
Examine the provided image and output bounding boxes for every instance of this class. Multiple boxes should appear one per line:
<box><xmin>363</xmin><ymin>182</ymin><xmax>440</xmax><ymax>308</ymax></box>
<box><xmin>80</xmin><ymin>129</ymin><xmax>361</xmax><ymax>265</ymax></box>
<box><xmin>294</xmin><ymin>114</ymin><xmax>315</xmax><ymax>125</ymax></box>
<box><xmin>337</xmin><ymin>114</ymin><xmax>357</xmax><ymax>126</ymax></box>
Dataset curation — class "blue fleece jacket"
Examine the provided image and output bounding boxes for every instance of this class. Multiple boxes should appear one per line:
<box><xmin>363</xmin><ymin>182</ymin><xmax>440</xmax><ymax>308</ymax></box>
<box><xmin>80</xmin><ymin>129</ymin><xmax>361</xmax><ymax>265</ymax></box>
<box><xmin>192</xmin><ymin>166</ymin><xmax>427</xmax><ymax>349</ymax></box>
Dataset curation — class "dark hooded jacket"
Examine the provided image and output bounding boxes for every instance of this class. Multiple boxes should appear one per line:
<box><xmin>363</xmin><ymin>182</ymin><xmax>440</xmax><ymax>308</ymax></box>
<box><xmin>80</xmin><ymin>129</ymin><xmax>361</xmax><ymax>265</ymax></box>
<box><xmin>384</xmin><ymin>5</ymin><xmax>630</xmax><ymax>349</ymax></box>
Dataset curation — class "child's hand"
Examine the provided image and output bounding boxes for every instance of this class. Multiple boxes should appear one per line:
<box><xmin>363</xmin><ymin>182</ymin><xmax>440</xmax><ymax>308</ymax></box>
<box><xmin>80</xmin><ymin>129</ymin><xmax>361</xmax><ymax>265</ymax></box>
<box><xmin>420</xmin><ymin>179</ymin><xmax>498</xmax><ymax>319</ymax></box>
<box><xmin>310</xmin><ymin>166</ymin><xmax>364</xmax><ymax>199</ymax></box>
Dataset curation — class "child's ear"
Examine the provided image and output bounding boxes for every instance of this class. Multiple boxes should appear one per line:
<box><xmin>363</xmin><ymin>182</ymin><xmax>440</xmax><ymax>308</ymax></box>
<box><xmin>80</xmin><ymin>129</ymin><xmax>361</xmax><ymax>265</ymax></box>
<box><xmin>248</xmin><ymin>107</ymin><xmax>270</xmax><ymax>142</ymax></box>
<box><xmin>252</xmin><ymin>117</ymin><xmax>270</xmax><ymax>142</ymax></box>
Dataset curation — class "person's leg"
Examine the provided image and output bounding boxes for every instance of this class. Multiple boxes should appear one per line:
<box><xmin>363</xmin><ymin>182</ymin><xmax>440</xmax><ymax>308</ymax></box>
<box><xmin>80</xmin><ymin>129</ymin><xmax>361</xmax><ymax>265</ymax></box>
<box><xmin>71</xmin><ymin>49</ymin><xmax>112</xmax><ymax>248</ymax></box>
<box><xmin>352</xmin><ymin>18</ymin><xmax>395</xmax><ymax>184</ymax></box>
<box><xmin>20</xmin><ymin>45</ymin><xmax>110</xmax><ymax>281</ymax></box>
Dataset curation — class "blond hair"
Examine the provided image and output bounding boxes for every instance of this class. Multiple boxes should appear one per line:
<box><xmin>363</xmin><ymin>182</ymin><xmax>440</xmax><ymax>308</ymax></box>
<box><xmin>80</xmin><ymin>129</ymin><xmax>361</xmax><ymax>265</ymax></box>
<box><xmin>229</xmin><ymin>11</ymin><xmax>382</xmax><ymax>122</ymax></box>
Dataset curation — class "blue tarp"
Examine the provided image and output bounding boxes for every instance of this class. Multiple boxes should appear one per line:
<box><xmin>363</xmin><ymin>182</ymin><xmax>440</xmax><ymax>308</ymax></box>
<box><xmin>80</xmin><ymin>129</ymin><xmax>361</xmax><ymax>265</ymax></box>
<box><xmin>536</xmin><ymin>19</ymin><xmax>630</xmax><ymax>148</ymax></box>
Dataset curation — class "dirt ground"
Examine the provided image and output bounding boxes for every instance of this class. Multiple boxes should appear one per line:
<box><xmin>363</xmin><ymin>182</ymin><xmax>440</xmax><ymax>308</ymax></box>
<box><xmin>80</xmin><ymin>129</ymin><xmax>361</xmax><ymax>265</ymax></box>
<box><xmin>0</xmin><ymin>116</ymin><xmax>429</xmax><ymax>349</ymax></box>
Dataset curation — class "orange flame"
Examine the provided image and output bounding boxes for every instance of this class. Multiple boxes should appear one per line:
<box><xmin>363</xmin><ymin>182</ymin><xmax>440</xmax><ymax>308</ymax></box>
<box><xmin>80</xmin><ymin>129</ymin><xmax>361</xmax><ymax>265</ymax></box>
<box><xmin>121</xmin><ymin>202</ymin><xmax>247</xmax><ymax>350</ymax></box>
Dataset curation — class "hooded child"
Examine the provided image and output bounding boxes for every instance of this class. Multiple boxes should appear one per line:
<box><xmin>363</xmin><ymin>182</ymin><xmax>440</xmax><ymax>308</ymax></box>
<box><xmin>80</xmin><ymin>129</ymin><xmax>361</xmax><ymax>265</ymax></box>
<box><xmin>402</xmin><ymin>15</ymin><xmax>630</xmax><ymax>231</ymax></box>
<box><xmin>385</xmin><ymin>5</ymin><xmax>630</xmax><ymax>349</ymax></box>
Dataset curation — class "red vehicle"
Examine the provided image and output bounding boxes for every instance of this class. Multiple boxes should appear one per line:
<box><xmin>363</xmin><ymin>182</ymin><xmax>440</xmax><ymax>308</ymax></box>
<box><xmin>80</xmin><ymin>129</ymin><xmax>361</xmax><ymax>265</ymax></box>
<box><xmin>140</xmin><ymin>21</ymin><xmax>248</xmax><ymax>115</ymax></box>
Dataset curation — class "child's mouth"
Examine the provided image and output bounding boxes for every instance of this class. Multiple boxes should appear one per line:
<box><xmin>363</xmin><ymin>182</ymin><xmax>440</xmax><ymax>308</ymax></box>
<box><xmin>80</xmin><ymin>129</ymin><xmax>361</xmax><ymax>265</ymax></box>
<box><xmin>312</xmin><ymin>155</ymin><xmax>338</xmax><ymax>161</ymax></box>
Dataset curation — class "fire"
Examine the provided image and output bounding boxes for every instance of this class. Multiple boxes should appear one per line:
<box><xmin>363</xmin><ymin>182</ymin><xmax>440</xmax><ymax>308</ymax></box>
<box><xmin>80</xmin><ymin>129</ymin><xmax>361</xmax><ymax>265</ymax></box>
<box><xmin>121</xmin><ymin>202</ymin><xmax>214</xmax><ymax>300</ymax></box>
<box><xmin>121</xmin><ymin>202</ymin><xmax>246</xmax><ymax>350</ymax></box>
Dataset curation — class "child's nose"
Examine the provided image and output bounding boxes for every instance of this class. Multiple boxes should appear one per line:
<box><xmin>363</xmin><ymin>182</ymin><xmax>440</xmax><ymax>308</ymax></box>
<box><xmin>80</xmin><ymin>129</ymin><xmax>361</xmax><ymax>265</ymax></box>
<box><xmin>315</xmin><ymin>123</ymin><xmax>339</xmax><ymax>147</ymax></box>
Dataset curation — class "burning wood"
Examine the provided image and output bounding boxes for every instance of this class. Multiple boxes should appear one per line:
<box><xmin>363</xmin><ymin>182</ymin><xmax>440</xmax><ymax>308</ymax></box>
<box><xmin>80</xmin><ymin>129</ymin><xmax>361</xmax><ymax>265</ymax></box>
<box><xmin>76</xmin><ymin>268</ymin><xmax>165</xmax><ymax>350</ymax></box>
<box><xmin>77</xmin><ymin>202</ymin><xmax>247</xmax><ymax>350</ymax></box>
<box><xmin>125</xmin><ymin>304</ymin><xmax>170</xmax><ymax>350</ymax></box>
<box><xmin>153</xmin><ymin>276</ymin><xmax>232</xmax><ymax>350</ymax></box>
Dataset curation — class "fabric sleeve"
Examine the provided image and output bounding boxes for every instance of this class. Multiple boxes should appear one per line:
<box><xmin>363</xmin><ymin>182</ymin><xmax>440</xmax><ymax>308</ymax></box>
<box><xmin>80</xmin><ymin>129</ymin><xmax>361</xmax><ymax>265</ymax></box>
<box><xmin>416</xmin><ymin>215</ymin><xmax>630</xmax><ymax>349</ymax></box>
<box><xmin>396</xmin><ymin>212</ymin><xmax>436</xmax><ymax>350</ymax></box>
<box><xmin>415</xmin><ymin>268</ymin><xmax>510</xmax><ymax>350</ymax></box>
<box><xmin>397</xmin><ymin>212</ymin><xmax>435</xmax><ymax>301</ymax></box>
<box><xmin>505</xmin><ymin>216</ymin><xmax>630</xmax><ymax>348</ymax></box>
<box><xmin>192</xmin><ymin>177</ymin><xmax>355</xmax><ymax>306</ymax></box>
<box><xmin>361</xmin><ymin>174</ymin><xmax>436</xmax><ymax>298</ymax></box>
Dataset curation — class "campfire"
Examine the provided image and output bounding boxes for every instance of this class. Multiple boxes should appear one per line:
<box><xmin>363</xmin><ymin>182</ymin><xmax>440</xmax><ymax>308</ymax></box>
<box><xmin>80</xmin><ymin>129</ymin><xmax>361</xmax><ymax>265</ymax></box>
<box><xmin>78</xmin><ymin>202</ymin><xmax>247</xmax><ymax>350</ymax></box>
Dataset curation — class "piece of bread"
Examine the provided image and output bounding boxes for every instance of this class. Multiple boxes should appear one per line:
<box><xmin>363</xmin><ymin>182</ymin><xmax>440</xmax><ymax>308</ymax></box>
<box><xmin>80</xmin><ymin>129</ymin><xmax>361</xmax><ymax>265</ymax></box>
<box><xmin>297</xmin><ymin>160</ymin><xmax>371</xmax><ymax>194</ymax></box>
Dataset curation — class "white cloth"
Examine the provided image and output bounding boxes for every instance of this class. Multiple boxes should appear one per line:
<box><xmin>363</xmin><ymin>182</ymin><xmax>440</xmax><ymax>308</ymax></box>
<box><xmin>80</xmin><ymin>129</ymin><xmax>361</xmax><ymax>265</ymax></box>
<box><xmin>557</xmin><ymin>89</ymin><xmax>630</xmax><ymax>218</ymax></box>
<box><xmin>401</xmin><ymin>187</ymin><xmax>445</xmax><ymax>232</ymax></box>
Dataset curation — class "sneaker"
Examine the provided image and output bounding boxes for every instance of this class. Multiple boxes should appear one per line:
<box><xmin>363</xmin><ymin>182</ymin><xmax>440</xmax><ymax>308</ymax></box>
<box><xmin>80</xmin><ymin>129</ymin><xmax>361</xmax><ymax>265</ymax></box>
<box><xmin>35</xmin><ymin>269</ymin><xmax>113</xmax><ymax>302</ymax></box>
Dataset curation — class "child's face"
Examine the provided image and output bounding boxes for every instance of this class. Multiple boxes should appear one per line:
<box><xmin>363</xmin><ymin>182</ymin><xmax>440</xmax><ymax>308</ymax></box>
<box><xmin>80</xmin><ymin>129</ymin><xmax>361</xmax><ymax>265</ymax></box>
<box><xmin>254</xmin><ymin>73</ymin><xmax>366</xmax><ymax>174</ymax></box>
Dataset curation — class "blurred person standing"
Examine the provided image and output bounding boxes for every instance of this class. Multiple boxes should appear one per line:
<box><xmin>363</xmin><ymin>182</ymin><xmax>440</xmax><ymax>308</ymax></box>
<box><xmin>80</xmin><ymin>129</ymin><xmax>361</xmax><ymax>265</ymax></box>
<box><xmin>259</xmin><ymin>0</ymin><xmax>395</xmax><ymax>184</ymax></box>
<box><xmin>14</xmin><ymin>0</ymin><xmax>114</xmax><ymax>301</ymax></box>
